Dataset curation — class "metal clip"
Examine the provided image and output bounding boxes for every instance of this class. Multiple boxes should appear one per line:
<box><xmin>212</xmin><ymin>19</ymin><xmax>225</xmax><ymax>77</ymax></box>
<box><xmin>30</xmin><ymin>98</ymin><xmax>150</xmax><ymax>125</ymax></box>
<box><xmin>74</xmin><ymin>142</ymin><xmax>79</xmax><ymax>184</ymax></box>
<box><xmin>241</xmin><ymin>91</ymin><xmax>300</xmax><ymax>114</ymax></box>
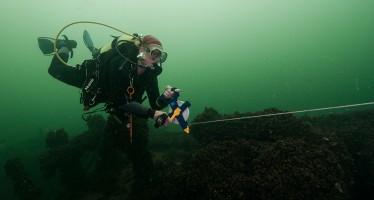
<box><xmin>89</xmin><ymin>94</ymin><xmax>96</xmax><ymax>106</ymax></box>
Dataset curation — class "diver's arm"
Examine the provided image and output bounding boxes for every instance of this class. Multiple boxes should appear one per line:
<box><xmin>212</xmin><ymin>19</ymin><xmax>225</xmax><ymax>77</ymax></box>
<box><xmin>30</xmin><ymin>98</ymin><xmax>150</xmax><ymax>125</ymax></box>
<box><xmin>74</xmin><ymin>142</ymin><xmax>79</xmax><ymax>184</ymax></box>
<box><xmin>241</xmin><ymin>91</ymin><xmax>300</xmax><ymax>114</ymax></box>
<box><xmin>146</xmin><ymin>77</ymin><xmax>169</xmax><ymax>110</ymax></box>
<box><xmin>118</xmin><ymin>101</ymin><xmax>172</xmax><ymax>126</ymax></box>
<box><xmin>48</xmin><ymin>47</ymin><xmax>84</xmax><ymax>88</ymax></box>
<box><xmin>118</xmin><ymin>101</ymin><xmax>156</xmax><ymax>119</ymax></box>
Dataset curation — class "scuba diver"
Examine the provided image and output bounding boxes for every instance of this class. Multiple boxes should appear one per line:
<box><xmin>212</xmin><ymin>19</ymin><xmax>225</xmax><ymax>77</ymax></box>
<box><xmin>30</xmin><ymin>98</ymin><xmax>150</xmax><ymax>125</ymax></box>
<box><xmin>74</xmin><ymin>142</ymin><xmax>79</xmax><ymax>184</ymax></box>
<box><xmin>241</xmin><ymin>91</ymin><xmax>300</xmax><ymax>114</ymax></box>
<box><xmin>38</xmin><ymin>31</ymin><xmax>179</xmax><ymax>127</ymax></box>
<box><xmin>38</xmin><ymin>28</ymin><xmax>187</xmax><ymax>199</ymax></box>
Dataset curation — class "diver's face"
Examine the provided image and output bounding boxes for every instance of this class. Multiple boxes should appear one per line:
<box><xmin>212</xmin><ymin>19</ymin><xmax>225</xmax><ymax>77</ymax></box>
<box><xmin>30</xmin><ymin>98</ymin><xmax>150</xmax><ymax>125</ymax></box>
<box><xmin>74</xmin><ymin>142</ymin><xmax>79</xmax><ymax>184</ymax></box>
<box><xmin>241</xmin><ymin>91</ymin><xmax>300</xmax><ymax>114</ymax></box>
<box><xmin>136</xmin><ymin>45</ymin><xmax>162</xmax><ymax>75</ymax></box>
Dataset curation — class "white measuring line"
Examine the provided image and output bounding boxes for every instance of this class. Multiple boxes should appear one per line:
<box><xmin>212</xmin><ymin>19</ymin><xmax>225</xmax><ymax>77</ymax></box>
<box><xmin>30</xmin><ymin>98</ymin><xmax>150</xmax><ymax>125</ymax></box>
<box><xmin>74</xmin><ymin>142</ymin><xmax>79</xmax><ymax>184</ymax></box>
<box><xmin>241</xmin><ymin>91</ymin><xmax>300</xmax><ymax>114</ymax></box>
<box><xmin>191</xmin><ymin>102</ymin><xmax>374</xmax><ymax>125</ymax></box>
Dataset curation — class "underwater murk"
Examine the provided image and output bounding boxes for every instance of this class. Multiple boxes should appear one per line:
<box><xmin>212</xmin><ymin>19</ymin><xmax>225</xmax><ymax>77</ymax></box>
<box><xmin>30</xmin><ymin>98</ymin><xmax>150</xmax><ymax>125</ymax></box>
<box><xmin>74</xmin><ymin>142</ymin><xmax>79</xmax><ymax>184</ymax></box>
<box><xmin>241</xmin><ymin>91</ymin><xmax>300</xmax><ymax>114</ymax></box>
<box><xmin>1</xmin><ymin>0</ymin><xmax>374</xmax><ymax>200</ymax></box>
<box><xmin>2</xmin><ymin>106</ymin><xmax>374</xmax><ymax>200</ymax></box>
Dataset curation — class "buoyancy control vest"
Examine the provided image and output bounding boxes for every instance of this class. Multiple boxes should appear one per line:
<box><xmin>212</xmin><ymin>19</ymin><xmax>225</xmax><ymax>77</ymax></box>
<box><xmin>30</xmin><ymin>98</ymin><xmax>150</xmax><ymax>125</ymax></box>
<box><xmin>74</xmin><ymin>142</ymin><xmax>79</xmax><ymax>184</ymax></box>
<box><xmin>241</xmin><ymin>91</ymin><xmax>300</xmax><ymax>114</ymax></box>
<box><xmin>80</xmin><ymin>34</ymin><xmax>163</xmax><ymax>111</ymax></box>
<box><xmin>80</xmin><ymin>35</ymin><xmax>140</xmax><ymax>111</ymax></box>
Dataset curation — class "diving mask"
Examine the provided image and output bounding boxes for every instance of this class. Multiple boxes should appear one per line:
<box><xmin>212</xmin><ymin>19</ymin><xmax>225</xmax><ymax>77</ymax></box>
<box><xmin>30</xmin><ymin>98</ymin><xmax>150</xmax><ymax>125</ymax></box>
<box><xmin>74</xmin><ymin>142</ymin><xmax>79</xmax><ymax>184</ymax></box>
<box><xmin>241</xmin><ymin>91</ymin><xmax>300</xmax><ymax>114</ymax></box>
<box><xmin>137</xmin><ymin>45</ymin><xmax>167</xmax><ymax>63</ymax></box>
<box><xmin>147</xmin><ymin>46</ymin><xmax>168</xmax><ymax>63</ymax></box>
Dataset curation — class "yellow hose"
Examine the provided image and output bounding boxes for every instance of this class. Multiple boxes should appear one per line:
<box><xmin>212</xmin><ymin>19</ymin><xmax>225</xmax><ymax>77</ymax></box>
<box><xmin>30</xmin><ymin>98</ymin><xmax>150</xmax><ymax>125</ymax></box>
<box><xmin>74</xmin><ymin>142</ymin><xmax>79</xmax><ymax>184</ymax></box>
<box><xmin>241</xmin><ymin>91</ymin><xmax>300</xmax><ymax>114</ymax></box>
<box><xmin>53</xmin><ymin>21</ymin><xmax>133</xmax><ymax>66</ymax></box>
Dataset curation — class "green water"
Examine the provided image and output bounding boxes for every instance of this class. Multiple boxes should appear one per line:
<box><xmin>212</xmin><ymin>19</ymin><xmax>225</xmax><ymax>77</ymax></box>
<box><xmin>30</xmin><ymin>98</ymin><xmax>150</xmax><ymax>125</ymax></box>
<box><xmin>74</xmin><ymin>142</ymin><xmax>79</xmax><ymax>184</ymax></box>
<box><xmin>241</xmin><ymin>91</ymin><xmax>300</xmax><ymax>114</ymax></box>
<box><xmin>1</xmin><ymin>0</ymin><xmax>373</xmax><ymax>140</ymax></box>
<box><xmin>0</xmin><ymin>0</ymin><xmax>373</xmax><ymax>198</ymax></box>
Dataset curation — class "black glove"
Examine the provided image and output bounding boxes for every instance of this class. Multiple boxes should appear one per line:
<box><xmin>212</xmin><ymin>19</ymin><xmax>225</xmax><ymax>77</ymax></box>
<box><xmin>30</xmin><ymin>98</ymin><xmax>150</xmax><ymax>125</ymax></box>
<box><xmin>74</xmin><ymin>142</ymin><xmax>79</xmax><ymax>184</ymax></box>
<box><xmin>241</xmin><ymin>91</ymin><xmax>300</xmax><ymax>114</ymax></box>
<box><xmin>56</xmin><ymin>35</ymin><xmax>77</xmax><ymax>58</ymax></box>
<box><xmin>154</xmin><ymin>113</ymin><xmax>169</xmax><ymax>128</ymax></box>
<box><xmin>38</xmin><ymin>35</ymin><xmax>76</xmax><ymax>58</ymax></box>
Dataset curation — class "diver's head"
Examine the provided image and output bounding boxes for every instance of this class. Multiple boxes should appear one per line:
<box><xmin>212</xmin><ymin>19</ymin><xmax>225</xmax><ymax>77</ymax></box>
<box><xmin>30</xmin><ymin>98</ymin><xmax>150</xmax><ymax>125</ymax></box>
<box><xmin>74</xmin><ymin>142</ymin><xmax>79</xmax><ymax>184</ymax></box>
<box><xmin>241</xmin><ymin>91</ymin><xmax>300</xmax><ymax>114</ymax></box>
<box><xmin>136</xmin><ymin>35</ymin><xmax>167</xmax><ymax>75</ymax></box>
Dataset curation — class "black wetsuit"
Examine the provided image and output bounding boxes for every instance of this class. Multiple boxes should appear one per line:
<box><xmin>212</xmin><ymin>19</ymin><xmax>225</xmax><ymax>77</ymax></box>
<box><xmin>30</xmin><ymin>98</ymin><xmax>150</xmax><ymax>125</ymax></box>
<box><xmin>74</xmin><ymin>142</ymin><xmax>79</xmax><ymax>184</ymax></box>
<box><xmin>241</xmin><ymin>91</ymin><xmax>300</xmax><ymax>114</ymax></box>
<box><xmin>48</xmin><ymin>41</ymin><xmax>168</xmax><ymax>120</ymax></box>
<box><xmin>48</xmin><ymin>42</ymin><xmax>167</xmax><ymax>193</ymax></box>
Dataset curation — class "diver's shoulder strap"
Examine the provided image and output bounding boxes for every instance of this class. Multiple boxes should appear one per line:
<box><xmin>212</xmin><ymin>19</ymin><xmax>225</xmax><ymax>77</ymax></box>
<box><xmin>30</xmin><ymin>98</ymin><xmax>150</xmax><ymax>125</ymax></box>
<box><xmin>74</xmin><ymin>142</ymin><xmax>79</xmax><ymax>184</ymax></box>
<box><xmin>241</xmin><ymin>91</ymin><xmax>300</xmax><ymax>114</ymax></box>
<box><xmin>99</xmin><ymin>34</ymin><xmax>140</xmax><ymax>55</ymax></box>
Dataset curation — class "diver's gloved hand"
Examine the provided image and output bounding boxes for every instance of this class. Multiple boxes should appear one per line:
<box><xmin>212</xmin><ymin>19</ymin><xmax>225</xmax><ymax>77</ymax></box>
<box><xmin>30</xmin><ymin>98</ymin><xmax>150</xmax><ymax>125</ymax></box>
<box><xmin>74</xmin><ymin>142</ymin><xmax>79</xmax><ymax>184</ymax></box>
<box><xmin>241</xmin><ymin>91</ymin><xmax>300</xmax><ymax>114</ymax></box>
<box><xmin>38</xmin><ymin>36</ymin><xmax>76</xmax><ymax>57</ymax></box>
<box><xmin>56</xmin><ymin>36</ymin><xmax>77</xmax><ymax>50</ymax></box>
<box><xmin>56</xmin><ymin>35</ymin><xmax>77</xmax><ymax>58</ymax></box>
<box><xmin>58</xmin><ymin>47</ymin><xmax>70</xmax><ymax>55</ymax></box>
<box><xmin>153</xmin><ymin>110</ymin><xmax>172</xmax><ymax>128</ymax></box>
<box><xmin>163</xmin><ymin>85</ymin><xmax>181</xmax><ymax>100</ymax></box>
<box><xmin>60</xmin><ymin>40</ymin><xmax>77</xmax><ymax>51</ymax></box>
